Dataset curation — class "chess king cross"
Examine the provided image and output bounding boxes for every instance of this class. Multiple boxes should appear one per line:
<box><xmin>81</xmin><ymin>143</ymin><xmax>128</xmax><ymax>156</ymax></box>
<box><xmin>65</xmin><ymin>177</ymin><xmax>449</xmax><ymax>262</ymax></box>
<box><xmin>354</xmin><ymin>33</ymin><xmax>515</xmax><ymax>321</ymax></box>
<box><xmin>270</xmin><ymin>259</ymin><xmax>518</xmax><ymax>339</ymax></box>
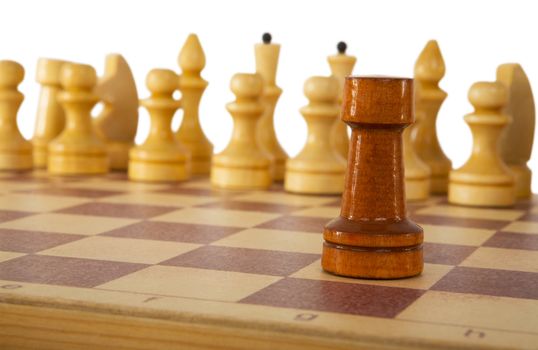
<box><xmin>0</xmin><ymin>34</ymin><xmax>535</xmax><ymax>282</ymax></box>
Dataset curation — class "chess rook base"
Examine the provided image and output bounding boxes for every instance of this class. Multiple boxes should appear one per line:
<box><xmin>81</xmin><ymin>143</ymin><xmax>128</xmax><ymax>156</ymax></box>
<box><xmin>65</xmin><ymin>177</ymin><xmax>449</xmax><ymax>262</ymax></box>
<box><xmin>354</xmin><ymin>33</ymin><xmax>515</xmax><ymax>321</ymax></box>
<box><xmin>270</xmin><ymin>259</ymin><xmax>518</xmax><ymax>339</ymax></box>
<box><xmin>448</xmin><ymin>181</ymin><xmax>515</xmax><ymax>207</ymax></box>
<box><xmin>405</xmin><ymin>176</ymin><xmax>430</xmax><ymax>201</ymax></box>
<box><xmin>48</xmin><ymin>153</ymin><xmax>108</xmax><ymax>175</ymax></box>
<box><xmin>128</xmin><ymin>160</ymin><xmax>189</xmax><ymax>182</ymax></box>
<box><xmin>107</xmin><ymin>141</ymin><xmax>133</xmax><ymax>171</ymax></box>
<box><xmin>322</xmin><ymin>217</ymin><xmax>424</xmax><ymax>279</ymax></box>
<box><xmin>510</xmin><ymin>164</ymin><xmax>532</xmax><ymax>199</ymax></box>
<box><xmin>430</xmin><ymin>175</ymin><xmax>449</xmax><ymax>194</ymax></box>
<box><xmin>211</xmin><ymin>166</ymin><xmax>271</xmax><ymax>190</ymax></box>
<box><xmin>0</xmin><ymin>151</ymin><xmax>32</xmax><ymax>171</ymax></box>
<box><xmin>284</xmin><ymin>170</ymin><xmax>344</xmax><ymax>195</ymax></box>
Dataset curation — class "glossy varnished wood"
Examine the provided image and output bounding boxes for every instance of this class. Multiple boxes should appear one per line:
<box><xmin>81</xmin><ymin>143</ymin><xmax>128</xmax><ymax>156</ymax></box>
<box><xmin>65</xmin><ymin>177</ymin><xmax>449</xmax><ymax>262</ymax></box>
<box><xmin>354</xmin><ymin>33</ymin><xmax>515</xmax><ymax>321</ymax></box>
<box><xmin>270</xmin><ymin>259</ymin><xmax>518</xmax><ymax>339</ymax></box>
<box><xmin>322</xmin><ymin>77</ymin><xmax>424</xmax><ymax>279</ymax></box>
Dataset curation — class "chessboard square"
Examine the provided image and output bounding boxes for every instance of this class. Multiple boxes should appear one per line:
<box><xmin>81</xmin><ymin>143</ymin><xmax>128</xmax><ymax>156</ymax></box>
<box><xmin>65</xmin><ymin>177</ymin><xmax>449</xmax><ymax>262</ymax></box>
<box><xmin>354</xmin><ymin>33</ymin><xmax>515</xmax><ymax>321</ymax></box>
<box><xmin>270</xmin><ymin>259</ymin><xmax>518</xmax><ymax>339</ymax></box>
<box><xmin>397</xmin><ymin>290</ymin><xmax>538</xmax><ymax>334</ymax></box>
<box><xmin>176</xmin><ymin>179</ymin><xmax>213</xmax><ymax>189</ymax></box>
<box><xmin>421</xmin><ymin>224</ymin><xmax>495</xmax><ymax>246</ymax></box>
<box><xmin>501</xmin><ymin>221</ymin><xmax>538</xmax><ymax>235</ymax></box>
<box><xmin>518</xmin><ymin>212</ymin><xmax>538</xmax><ymax>222</ymax></box>
<box><xmin>100</xmin><ymin>192</ymin><xmax>218</xmax><ymax>208</ymax></box>
<box><xmin>161</xmin><ymin>245</ymin><xmax>320</xmax><ymax>276</ymax></box>
<box><xmin>212</xmin><ymin>228</ymin><xmax>322</xmax><ymax>254</ymax></box>
<box><xmin>152</xmin><ymin>208</ymin><xmax>280</xmax><ymax>228</ymax></box>
<box><xmin>0</xmin><ymin>194</ymin><xmax>91</xmax><ymax>212</ymax></box>
<box><xmin>232</xmin><ymin>192</ymin><xmax>337</xmax><ymax>207</ymax></box>
<box><xmin>0</xmin><ymin>251</ymin><xmax>25</xmax><ymax>263</ymax></box>
<box><xmin>63</xmin><ymin>179</ymin><xmax>170</xmax><ymax>192</ymax></box>
<box><xmin>0</xmin><ymin>180</ymin><xmax>48</xmax><ymax>191</ymax></box>
<box><xmin>423</xmin><ymin>242</ymin><xmax>477</xmax><ymax>265</ymax></box>
<box><xmin>413</xmin><ymin>214</ymin><xmax>507</xmax><ymax>230</ymax></box>
<box><xmin>57</xmin><ymin>202</ymin><xmax>177</xmax><ymax>219</ymax></box>
<box><xmin>102</xmin><ymin>221</ymin><xmax>242</xmax><ymax>244</ymax></box>
<box><xmin>196</xmin><ymin>200</ymin><xmax>305</xmax><ymax>214</ymax></box>
<box><xmin>0</xmin><ymin>255</ymin><xmax>147</xmax><ymax>287</ymax></box>
<box><xmin>291</xmin><ymin>261</ymin><xmax>452</xmax><ymax>290</ymax></box>
<box><xmin>415</xmin><ymin>205</ymin><xmax>524</xmax><ymax>221</ymax></box>
<box><xmin>240</xmin><ymin>278</ymin><xmax>425</xmax><ymax>318</ymax></box>
<box><xmin>484</xmin><ymin>232</ymin><xmax>538</xmax><ymax>250</ymax></box>
<box><xmin>18</xmin><ymin>187</ymin><xmax>124</xmax><ymax>199</ymax></box>
<box><xmin>0</xmin><ymin>209</ymin><xmax>33</xmax><ymax>223</ymax></box>
<box><xmin>0</xmin><ymin>213</ymin><xmax>138</xmax><ymax>235</ymax></box>
<box><xmin>460</xmin><ymin>247</ymin><xmax>538</xmax><ymax>273</ymax></box>
<box><xmin>39</xmin><ymin>236</ymin><xmax>201</xmax><ymax>264</ymax></box>
<box><xmin>98</xmin><ymin>265</ymin><xmax>281</xmax><ymax>302</ymax></box>
<box><xmin>256</xmin><ymin>216</ymin><xmax>330</xmax><ymax>233</ymax></box>
<box><xmin>0</xmin><ymin>228</ymin><xmax>84</xmax><ymax>253</ymax></box>
<box><xmin>431</xmin><ymin>266</ymin><xmax>538</xmax><ymax>299</ymax></box>
<box><xmin>290</xmin><ymin>206</ymin><xmax>339</xmax><ymax>219</ymax></box>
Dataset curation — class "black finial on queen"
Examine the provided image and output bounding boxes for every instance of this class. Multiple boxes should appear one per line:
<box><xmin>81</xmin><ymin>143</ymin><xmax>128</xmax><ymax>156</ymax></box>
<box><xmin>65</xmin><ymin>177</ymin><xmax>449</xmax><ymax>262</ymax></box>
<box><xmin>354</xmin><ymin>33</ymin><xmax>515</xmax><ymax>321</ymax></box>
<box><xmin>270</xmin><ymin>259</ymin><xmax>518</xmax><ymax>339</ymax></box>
<box><xmin>337</xmin><ymin>41</ymin><xmax>347</xmax><ymax>54</ymax></box>
<box><xmin>262</xmin><ymin>33</ymin><xmax>272</xmax><ymax>44</ymax></box>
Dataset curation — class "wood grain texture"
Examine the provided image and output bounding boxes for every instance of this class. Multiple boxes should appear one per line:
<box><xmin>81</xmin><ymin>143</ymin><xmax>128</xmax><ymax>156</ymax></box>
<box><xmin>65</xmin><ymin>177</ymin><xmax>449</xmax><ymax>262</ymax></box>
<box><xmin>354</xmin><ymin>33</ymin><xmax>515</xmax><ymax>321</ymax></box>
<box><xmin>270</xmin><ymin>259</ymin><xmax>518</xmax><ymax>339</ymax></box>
<box><xmin>322</xmin><ymin>77</ymin><xmax>424</xmax><ymax>279</ymax></box>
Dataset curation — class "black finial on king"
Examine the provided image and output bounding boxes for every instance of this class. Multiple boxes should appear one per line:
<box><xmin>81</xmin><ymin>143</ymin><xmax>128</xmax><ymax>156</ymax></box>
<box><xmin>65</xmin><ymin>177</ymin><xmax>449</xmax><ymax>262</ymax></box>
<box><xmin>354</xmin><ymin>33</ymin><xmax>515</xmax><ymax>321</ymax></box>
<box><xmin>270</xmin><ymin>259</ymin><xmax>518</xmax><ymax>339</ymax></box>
<box><xmin>262</xmin><ymin>33</ymin><xmax>272</xmax><ymax>44</ymax></box>
<box><xmin>337</xmin><ymin>41</ymin><xmax>347</xmax><ymax>54</ymax></box>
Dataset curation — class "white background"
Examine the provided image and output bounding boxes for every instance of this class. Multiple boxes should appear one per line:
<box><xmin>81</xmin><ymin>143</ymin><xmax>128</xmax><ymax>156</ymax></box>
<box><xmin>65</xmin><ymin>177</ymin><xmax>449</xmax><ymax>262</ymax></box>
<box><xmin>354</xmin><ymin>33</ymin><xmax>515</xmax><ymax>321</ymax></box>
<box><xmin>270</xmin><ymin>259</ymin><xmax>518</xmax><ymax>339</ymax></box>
<box><xmin>1</xmin><ymin>0</ymin><xmax>537</xmax><ymax>191</ymax></box>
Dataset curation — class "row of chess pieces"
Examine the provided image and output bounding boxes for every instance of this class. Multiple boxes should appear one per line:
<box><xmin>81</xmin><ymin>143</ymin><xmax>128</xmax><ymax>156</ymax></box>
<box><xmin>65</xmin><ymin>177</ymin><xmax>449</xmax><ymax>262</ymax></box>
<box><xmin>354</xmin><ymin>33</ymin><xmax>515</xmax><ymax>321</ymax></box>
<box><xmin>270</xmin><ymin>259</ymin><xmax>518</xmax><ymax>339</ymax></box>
<box><xmin>0</xmin><ymin>33</ymin><xmax>534</xmax><ymax>208</ymax></box>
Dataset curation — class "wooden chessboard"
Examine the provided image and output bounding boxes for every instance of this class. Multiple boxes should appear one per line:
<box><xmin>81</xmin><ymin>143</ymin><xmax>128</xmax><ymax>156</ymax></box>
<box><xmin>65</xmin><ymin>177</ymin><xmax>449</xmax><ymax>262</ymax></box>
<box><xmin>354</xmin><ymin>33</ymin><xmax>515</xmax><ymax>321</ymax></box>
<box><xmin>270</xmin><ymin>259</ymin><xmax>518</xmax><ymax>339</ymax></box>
<box><xmin>0</xmin><ymin>171</ymin><xmax>537</xmax><ymax>350</ymax></box>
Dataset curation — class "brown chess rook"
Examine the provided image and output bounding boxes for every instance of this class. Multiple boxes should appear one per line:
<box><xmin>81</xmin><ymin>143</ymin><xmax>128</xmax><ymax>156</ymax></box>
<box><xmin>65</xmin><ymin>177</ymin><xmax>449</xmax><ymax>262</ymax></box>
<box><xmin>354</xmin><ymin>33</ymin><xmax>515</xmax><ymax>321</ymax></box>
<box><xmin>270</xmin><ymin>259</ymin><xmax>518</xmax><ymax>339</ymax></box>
<box><xmin>322</xmin><ymin>76</ymin><xmax>424</xmax><ymax>279</ymax></box>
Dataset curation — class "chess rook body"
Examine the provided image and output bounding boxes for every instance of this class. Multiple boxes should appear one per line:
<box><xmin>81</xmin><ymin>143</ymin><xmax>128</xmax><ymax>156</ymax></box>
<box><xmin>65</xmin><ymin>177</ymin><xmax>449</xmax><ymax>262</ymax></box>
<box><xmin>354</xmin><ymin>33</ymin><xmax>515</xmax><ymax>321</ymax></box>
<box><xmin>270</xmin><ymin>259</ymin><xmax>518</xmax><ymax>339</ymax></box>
<box><xmin>322</xmin><ymin>76</ymin><xmax>424</xmax><ymax>279</ymax></box>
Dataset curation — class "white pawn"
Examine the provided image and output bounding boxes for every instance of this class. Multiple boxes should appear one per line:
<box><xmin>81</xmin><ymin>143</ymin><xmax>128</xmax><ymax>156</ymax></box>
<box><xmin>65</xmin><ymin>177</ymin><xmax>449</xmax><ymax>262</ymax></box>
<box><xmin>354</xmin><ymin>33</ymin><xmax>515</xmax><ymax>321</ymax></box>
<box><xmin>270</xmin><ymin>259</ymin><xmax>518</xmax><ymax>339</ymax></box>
<box><xmin>0</xmin><ymin>60</ymin><xmax>32</xmax><ymax>170</ymax></box>
<box><xmin>448</xmin><ymin>82</ymin><xmax>515</xmax><ymax>207</ymax></box>
<box><xmin>211</xmin><ymin>73</ymin><xmax>272</xmax><ymax>190</ymax></box>
<box><xmin>285</xmin><ymin>76</ymin><xmax>346</xmax><ymax>194</ymax></box>
<box><xmin>48</xmin><ymin>63</ymin><xmax>108</xmax><ymax>175</ymax></box>
<box><xmin>129</xmin><ymin>69</ymin><xmax>189</xmax><ymax>182</ymax></box>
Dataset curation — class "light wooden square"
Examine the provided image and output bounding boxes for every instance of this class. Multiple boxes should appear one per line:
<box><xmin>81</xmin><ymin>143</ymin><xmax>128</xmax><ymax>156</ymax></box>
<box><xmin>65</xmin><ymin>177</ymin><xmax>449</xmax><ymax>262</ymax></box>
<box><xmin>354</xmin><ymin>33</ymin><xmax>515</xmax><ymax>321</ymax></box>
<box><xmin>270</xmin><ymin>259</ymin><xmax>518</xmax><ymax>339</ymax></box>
<box><xmin>212</xmin><ymin>228</ymin><xmax>322</xmax><ymax>254</ymax></box>
<box><xmin>0</xmin><ymin>180</ymin><xmax>47</xmax><ymax>191</ymax></box>
<box><xmin>152</xmin><ymin>208</ymin><xmax>281</xmax><ymax>228</ymax></box>
<box><xmin>39</xmin><ymin>236</ymin><xmax>200</xmax><ymax>264</ymax></box>
<box><xmin>415</xmin><ymin>205</ymin><xmax>524</xmax><ymax>221</ymax></box>
<box><xmin>460</xmin><ymin>247</ymin><xmax>538</xmax><ymax>273</ymax></box>
<box><xmin>0</xmin><ymin>251</ymin><xmax>25</xmax><ymax>263</ymax></box>
<box><xmin>0</xmin><ymin>194</ymin><xmax>91</xmax><ymax>212</ymax></box>
<box><xmin>501</xmin><ymin>221</ymin><xmax>538</xmax><ymax>235</ymax></box>
<box><xmin>232</xmin><ymin>192</ymin><xmax>336</xmax><ymax>207</ymax></box>
<box><xmin>398</xmin><ymin>290</ymin><xmax>538</xmax><ymax>333</ymax></box>
<box><xmin>98</xmin><ymin>265</ymin><xmax>281</xmax><ymax>302</ymax></box>
<box><xmin>290</xmin><ymin>206</ymin><xmax>340</xmax><ymax>219</ymax></box>
<box><xmin>64</xmin><ymin>179</ymin><xmax>169</xmax><ymax>192</ymax></box>
<box><xmin>0</xmin><ymin>213</ymin><xmax>138</xmax><ymax>235</ymax></box>
<box><xmin>99</xmin><ymin>192</ymin><xmax>217</xmax><ymax>207</ymax></box>
<box><xmin>421</xmin><ymin>224</ymin><xmax>495</xmax><ymax>246</ymax></box>
<box><xmin>291</xmin><ymin>261</ymin><xmax>452</xmax><ymax>290</ymax></box>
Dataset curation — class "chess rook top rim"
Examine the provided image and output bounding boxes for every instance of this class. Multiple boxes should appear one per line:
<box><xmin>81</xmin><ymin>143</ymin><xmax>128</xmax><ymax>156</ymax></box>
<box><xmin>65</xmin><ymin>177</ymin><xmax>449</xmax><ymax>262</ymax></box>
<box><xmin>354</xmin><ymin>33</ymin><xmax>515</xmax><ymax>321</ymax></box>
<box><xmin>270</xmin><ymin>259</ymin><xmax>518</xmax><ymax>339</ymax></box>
<box><xmin>342</xmin><ymin>76</ymin><xmax>414</xmax><ymax>125</ymax></box>
<box><xmin>322</xmin><ymin>76</ymin><xmax>423</xmax><ymax>280</ymax></box>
